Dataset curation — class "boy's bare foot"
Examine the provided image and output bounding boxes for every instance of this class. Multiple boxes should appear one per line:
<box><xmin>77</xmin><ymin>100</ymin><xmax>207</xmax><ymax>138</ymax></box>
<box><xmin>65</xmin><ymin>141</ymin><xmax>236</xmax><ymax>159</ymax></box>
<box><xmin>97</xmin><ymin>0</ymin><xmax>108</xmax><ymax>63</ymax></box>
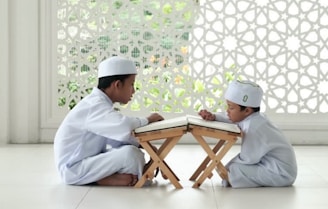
<box><xmin>96</xmin><ymin>173</ymin><xmax>138</xmax><ymax>186</ymax></box>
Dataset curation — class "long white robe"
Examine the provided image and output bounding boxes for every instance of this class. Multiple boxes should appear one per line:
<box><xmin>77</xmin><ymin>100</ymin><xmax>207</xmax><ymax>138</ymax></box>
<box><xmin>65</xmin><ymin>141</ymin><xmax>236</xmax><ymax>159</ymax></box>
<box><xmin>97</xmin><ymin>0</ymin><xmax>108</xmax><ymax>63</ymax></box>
<box><xmin>54</xmin><ymin>87</ymin><xmax>148</xmax><ymax>185</ymax></box>
<box><xmin>215</xmin><ymin>112</ymin><xmax>297</xmax><ymax>188</ymax></box>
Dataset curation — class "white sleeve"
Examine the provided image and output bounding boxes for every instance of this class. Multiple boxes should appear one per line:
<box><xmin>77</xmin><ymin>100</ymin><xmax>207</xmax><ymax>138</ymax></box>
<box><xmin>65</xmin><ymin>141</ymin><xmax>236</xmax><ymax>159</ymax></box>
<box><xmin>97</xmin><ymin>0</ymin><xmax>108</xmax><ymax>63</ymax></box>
<box><xmin>86</xmin><ymin>107</ymin><xmax>148</xmax><ymax>146</ymax></box>
<box><xmin>214</xmin><ymin>112</ymin><xmax>233</xmax><ymax>123</ymax></box>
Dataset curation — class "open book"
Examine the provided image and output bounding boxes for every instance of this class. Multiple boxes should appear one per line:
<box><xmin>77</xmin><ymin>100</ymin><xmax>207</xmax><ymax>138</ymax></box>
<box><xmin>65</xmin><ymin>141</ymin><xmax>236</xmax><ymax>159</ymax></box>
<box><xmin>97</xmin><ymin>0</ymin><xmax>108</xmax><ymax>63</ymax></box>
<box><xmin>134</xmin><ymin>115</ymin><xmax>240</xmax><ymax>134</ymax></box>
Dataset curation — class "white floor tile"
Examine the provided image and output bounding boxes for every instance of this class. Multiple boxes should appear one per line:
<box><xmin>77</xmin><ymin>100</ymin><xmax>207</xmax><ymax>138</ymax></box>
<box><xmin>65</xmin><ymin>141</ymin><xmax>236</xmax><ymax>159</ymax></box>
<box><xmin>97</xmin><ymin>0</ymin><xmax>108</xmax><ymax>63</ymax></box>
<box><xmin>0</xmin><ymin>185</ymin><xmax>90</xmax><ymax>209</ymax></box>
<box><xmin>0</xmin><ymin>144</ymin><xmax>327</xmax><ymax>209</ymax></box>
<box><xmin>78</xmin><ymin>186</ymin><xmax>218</xmax><ymax>209</ymax></box>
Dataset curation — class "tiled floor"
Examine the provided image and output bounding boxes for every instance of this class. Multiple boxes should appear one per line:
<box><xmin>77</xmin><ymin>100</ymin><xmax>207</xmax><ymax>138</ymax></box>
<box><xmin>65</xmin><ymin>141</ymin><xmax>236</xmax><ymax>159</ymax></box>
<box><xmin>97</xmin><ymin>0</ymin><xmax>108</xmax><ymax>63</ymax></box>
<box><xmin>0</xmin><ymin>144</ymin><xmax>328</xmax><ymax>209</ymax></box>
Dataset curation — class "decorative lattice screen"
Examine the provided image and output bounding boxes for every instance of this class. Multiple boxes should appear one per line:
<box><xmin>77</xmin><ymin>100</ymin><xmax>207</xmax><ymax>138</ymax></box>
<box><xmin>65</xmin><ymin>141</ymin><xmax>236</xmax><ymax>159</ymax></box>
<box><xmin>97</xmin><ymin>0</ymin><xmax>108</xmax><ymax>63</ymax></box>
<box><xmin>56</xmin><ymin>0</ymin><xmax>328</xmax><ymax>114</ymax></box>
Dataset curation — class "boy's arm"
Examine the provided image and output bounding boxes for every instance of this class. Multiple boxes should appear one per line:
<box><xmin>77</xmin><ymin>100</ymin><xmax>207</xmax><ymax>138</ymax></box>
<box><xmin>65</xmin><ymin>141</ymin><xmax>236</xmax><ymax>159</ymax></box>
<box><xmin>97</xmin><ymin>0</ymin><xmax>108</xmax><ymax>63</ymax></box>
<box><xmin>214</xmin><ymin>112</ymin><xmax>233</xmax><ymax>124</ymax></box>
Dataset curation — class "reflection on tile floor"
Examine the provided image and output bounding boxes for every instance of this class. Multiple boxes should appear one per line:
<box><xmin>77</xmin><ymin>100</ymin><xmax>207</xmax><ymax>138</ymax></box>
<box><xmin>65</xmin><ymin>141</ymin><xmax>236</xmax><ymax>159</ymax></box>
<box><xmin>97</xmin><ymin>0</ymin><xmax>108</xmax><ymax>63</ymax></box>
<box><xmin>0</xmin><ymin>144</ymin><xmax>328</xmax><ymax>209</ymax></box>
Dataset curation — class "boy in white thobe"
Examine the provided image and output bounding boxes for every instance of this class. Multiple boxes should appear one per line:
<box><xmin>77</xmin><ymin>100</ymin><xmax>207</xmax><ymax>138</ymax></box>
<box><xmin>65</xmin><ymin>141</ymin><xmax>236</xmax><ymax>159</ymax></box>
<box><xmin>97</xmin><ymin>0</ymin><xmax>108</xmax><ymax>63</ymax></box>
<box><xmin>199</xmin><ymin>80</ymin><xmax>297</xmax><ymax>188</ymax></box>
<box><xmin>54</xmin><ymin>56</ymin><xmax>163</xmax><ymax>186</ymax></box>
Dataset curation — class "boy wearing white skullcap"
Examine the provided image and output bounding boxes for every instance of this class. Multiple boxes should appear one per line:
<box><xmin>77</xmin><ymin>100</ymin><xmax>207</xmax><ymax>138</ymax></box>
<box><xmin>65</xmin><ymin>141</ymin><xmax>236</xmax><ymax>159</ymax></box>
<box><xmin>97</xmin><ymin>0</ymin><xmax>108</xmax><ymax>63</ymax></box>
<box><xmin>199</xmin><ymin>80</ymin><xmax>297</xmax><ymax>188</ymax></box>
<box><xmin>54</xmin><ymin>56</ymin><xmax>164</xmax><ymax>186</ymax></box>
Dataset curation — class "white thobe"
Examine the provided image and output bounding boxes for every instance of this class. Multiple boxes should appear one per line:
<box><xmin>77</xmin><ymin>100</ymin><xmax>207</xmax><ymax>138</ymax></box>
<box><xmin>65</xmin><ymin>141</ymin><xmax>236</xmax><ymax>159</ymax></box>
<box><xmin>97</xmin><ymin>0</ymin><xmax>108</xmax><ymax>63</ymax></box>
<box><xmin>54</xmin><ymin>87</ymin><xmax>148</xmax><ymax>185</ymax></box>
<box><xmin>215</xmin><ymin>112</ymin><xmax>297</xmax><ymax>188</ymax></box>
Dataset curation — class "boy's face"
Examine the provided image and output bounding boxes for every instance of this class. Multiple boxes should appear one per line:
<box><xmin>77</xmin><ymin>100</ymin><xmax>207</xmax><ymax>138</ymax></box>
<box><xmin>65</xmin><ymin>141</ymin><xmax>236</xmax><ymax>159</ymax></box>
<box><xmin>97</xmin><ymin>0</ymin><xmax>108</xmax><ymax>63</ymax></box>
<box><xmin>116</xmin><ymin>74</ymin><xmax>136</xmax><ymax>104</ymax></box>
<box><xmin>226</xmin><ymin>100</ymin><xmax>252</xmax><ymax>123</ymax></box>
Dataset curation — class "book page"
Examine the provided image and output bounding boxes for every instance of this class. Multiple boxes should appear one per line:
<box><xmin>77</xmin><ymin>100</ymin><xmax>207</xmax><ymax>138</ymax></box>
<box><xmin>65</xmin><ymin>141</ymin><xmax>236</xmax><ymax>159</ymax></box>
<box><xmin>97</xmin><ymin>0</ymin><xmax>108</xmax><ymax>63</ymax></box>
<box><xmin>186</xmin><ymin>115</ymin><xmax>240</xmax><ymax>133</ymax></box>
<box><xmin>134</xmin><ymin>115</ymin><xmax>240</xmax><ymax>134</ymax></box>
<box><xmin>134</xmin><ymin>116</ymin><xmax>188</xmax><ymax>133</ymax></box>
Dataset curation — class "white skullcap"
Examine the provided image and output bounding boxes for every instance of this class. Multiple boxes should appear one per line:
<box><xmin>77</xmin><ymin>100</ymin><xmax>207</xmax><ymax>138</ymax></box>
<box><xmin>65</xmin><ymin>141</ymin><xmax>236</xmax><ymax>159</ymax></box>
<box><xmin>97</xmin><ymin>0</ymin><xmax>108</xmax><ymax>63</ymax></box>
<box><xmin>224</xmin><ymin>80</ymin><xmax>263</xmax><ymax>107</ymax></box>
<box><xmin>98</xmin><ymin>56</ymin><xmax>137</xmax><ymax>78</ymax></box>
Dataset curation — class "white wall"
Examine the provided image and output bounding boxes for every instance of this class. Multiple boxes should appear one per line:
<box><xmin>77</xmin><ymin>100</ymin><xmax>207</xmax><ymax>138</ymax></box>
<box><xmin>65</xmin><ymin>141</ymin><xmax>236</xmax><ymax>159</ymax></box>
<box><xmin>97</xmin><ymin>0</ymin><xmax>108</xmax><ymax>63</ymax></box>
<box><xmin>0</xmin><ymin>0</ymin><xmax>40</xmax><ymax>144</ymax></box>
<box><xmin>0</xmin><ymin>0</ymin><xmax>9</xmax><ymax>145</ymax></box>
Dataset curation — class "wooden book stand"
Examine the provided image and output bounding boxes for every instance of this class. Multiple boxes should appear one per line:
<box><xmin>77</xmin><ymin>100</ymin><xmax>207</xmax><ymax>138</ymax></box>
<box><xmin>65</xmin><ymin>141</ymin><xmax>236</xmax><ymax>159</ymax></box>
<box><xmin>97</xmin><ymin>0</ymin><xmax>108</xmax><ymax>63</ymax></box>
<box><xmin>133</xmin><ymin>115</ymin><xmax>241</xmax><ymax>189</ymax></box>
<box><xmin>188</xmin><ymin>125</ymin><xmax>241</xmax><ymax>188</ymax></box>
<box><xmin>134</xmin><ymin>125</ymin><xmax>187</xmax><ymax>189</ymax></box>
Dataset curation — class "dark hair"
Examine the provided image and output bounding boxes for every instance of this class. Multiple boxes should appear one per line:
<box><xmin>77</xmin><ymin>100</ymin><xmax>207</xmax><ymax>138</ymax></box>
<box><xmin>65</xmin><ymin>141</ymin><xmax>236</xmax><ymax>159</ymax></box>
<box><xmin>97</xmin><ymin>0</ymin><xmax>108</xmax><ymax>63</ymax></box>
<box><xmin>239</xmin><ymin>105</ymin><xmax>260</xmax><ymax>112</ymax></box>
<box><xmin>97</xmin><ymin>74</ymin><xmax>132</xmax><ymax>90</ymax></box>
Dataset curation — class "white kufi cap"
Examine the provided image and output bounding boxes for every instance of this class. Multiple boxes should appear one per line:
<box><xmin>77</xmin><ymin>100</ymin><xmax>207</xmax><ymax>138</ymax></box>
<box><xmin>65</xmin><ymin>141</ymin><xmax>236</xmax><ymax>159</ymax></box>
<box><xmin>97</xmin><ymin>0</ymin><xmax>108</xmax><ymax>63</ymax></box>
<box><xmin>224</xmin><ymin>80</ymin><xmax>263</xmax><ymax>107</ymax></box>
<box><xmin>98</xmin><ymin>56</ymin><xmax>137</xmax><ymax>78</ymax></box>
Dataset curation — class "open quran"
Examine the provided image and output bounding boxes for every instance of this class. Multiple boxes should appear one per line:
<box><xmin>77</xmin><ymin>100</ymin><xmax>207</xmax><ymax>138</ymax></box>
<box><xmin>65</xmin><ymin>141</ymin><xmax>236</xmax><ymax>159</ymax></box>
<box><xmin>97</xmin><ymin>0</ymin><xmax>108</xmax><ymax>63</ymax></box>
<box><xmin>134</xmin><ymin>115</ymin><xmax>240</xmax><ymax>134</ymax></box>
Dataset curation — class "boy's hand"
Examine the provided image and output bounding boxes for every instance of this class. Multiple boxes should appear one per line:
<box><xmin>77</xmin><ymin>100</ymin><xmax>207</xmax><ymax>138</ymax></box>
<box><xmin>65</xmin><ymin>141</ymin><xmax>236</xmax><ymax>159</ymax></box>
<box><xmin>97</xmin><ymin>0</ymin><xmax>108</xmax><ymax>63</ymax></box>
<box><xmin>198</xmin><ymin>109</ymin><xmax>216</xmax><ymax>121</ymax></box>
<box><xmin>147</xmin><ymin>113</ymin><xmax>164</xmax><ymax>123</ymax></box>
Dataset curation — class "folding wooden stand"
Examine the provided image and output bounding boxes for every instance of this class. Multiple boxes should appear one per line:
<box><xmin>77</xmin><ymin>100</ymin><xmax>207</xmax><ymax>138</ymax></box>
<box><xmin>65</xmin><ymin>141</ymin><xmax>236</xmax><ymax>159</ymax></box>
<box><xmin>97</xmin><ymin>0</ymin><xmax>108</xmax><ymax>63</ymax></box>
<box><xmin>134</xmin><ymin>126</ymin><xmax>187</xmax><ymax>189</ymax></box>
<box><xmin>188</xmin><ymin>125</ymin><xmax>241</xmax><ymax>188</ymax></box>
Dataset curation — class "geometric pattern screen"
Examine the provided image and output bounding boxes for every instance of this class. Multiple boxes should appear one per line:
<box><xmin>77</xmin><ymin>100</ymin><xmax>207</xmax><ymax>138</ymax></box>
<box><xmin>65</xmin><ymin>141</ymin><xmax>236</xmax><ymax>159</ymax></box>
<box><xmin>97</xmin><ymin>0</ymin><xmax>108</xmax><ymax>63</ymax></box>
<box><xmin>56</xmin><ymin>0</ymin><xmax>328</xmax><ymax>114</ymax></box>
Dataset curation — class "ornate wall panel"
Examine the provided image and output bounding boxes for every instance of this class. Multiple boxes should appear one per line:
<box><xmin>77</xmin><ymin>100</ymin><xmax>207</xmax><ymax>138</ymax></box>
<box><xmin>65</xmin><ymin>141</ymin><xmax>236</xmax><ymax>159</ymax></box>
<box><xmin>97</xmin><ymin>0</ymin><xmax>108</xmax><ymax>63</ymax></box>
<box><xmin>190</xmin><ymin>0</ymin><xmax>328</xmax><ymax>114</ymax></box>
<box><xmin>55</xmin><ymin>0</ymin><xmax>328</xmax><ymax>116</ymax></box>
<box><xmin>39</xmin><ymin>0</ymin><xmax>328</xmax><ymax>144</ymax></box>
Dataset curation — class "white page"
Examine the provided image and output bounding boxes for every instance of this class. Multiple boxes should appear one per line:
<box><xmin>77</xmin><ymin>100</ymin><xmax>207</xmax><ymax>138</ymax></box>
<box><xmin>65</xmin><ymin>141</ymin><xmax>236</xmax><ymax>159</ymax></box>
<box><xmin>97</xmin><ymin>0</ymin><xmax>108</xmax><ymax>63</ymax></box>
<box><xmin>134</xmin><ymin>116</ymin><xmax>188</xmax><ymax>133</ymax></box>
<box><xmin>134</xmin><ymin>115</ymin><xmax>240</xmax><ymax>134</ymax></box>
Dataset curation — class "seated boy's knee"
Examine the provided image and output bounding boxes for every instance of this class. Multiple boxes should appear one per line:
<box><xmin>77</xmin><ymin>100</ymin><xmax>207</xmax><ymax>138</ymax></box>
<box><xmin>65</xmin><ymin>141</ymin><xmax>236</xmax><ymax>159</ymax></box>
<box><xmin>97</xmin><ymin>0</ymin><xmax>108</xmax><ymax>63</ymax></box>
<box><xmin>121</xmin><ymin>145</ymin><xmax>145</xmax><ymax>162</ymax></box>
<box><xmin>121</xmin><ymin>145</ymin><xmax>142</xmax><ymax>154</ymax></box>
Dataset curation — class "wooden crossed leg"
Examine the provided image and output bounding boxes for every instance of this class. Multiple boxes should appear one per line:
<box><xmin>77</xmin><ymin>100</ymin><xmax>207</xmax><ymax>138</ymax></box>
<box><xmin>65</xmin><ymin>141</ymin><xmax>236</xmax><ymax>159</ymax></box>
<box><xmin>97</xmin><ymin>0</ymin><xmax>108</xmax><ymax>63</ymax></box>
<box><xmin>134</xmin><ymin>127</ymin><xmax>187</xmax><ymax>189</ymax></box>
<box><xmin>188</xmin><ymin>125</ymin><xmax>240</xmax><ymax>188</ymax></box>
